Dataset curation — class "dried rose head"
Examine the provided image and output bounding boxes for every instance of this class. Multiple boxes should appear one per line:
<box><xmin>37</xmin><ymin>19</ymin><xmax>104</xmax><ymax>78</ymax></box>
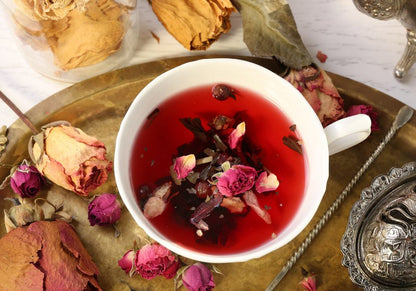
<box><xmin>134</xmin><ymin>243</ymin><xmax>180</xmax><ymax>280</ymax></box>
<box><xmin>0</xmin><ymin>220</ymin><xmax>101</xmax><ymax>290</ymax></box>
<box><xmin>10</xmin><ymin>162</ymin><xmax>45</xmax><ymax>198</ymax></box>
<box><xmin>88</xmin><ymin>193</ymin><xmax>121</xmax><ymax>226</ymax></box>
<box><xmin>182</xmin><ymin>262</ymin><xmax>215</xmax><ymax>291</ymax></box>
<box><xmin>285</xmin><ymin>66</ymin><xmax>346</xmax><ymax>127</ymax></box>
<box><xmin>216</xmin><ymin>165</ymin><xmax>257</xmax><ymax>197</ymax></box>
<box><xmin>29</xmin><ymin>122</ymin><xmax>112</xmax><ymax>196</ymax></box>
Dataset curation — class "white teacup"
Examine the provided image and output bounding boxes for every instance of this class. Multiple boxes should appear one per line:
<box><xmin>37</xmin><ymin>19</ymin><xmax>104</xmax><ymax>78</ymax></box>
<box><xmin>114</xmin><ymin>58</ymin><xmax>371</xmax><ymax>263</ymax></box>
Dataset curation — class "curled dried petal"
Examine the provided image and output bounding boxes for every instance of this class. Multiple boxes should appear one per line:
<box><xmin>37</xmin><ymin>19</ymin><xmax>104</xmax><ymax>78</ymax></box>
<box><xmin>255</xmin><ymin>171</ymin><xmax>279</xmax><ymax>193</ymax></box>
<box><xmin>228</xmin><ymin>122</ymin><xmax>245</xmax><ymax>149</ymax></box>
<box><xmin>174</xmin><ymin>154</ymin><xmax>196</xmax><ymax>179</ymax></box>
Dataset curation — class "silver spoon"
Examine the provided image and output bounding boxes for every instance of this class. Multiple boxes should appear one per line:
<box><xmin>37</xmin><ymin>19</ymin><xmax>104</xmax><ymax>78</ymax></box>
<box><xmin>265</xmin><ymin>105</ymin><xmax>414</xmax><ymax>291</ymax></box>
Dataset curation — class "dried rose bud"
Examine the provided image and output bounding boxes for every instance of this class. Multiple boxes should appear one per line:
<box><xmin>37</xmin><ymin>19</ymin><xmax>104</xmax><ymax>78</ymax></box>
<box><xmin>173</xmin><ymin>154</ymin><xmax>196</xmax><ymax>179</ymax></box>
<box><xmin>255</xmin><ymin>171</ymin><xmax>279</xmax><ymax>193</ymax></box>
<box><xmin>0</xmin><ymin>220</ymin><xmax>101</xmax><ymax>290</ymax></box>
<box><xmin>10</xmin><ymin>163</ymin><xmax>45</xmax><ymax>198</ymax></box>
<box><xmin>182</xmin><ymin>262</ymin><xmax>215</xmax><ymax>291</ymax></box>
<box><xmin>228</xmin><ymin>122</ymin><xmax>245</xmax><ymax>149</ymax></box>
<box><xmin>212</xmin><ymin>84</ymin><xmax>236</xmax><ymax>101</ymax></box>
<box><xmin>88</xmin><ymin>193</ymin><xmax>121</xmax><ymax>226</ymax></box>
<box><xmin>29</xmin><ymin>122</ymin><xmax>112</xmax><ymax>196</ymax></box>
<box><xmin>118</xmin><ymin>249</ymin><xmax>136</xmax><ymax>276</ymax></box>
<box><xmin>135</xmin><ymin>243</ymin><xmax>180</xmax><ymax>280</ymax></box>
<box><xmin>346</xmin><ymin>104</ymin><xmax>379</xmax><ymax>131</ymax></box>
<box><xmin>299</xmin><ymin>269</ymin><xmax>317</xmax><ymax>291</ymax></box>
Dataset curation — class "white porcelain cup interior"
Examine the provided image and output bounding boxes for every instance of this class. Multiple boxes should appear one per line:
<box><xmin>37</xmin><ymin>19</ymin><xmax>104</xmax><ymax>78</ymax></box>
<box><xmin>115</xmin><ymin>58</ymin><xmax>370</xmax><ymax>263</ymax></box>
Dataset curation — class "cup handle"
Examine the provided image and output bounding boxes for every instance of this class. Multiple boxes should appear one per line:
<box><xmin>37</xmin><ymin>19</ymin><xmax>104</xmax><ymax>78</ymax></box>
<box><xmin>324</xmin><ymin>114</ymin><xmax>372</xmax><ymax>155</ymax></box>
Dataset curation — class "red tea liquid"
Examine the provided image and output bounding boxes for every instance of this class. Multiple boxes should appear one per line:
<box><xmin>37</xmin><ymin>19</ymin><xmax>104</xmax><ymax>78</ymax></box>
<box><xmin>130</xmin><ymin>84</ymin><xmax>307</xmax><ymax>255</ymax></box>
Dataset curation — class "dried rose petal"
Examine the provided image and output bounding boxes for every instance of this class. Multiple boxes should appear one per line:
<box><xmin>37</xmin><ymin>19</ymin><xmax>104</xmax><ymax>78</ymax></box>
<box><xmin>346</xmin><ymin>104</ymin><xmax>379</xmax><ymax>131</ymax></box>
<box><xmin>182</xmin><ymin>262</ymin><xmax>215</xmax><ymax>291</ymax></box>
<box><xmin>88</xmin><ymin>193</ymin><xmax>121</xmax><ymax>226</ymax></box>
<box><xmin>316</xmin><ymin>51</ymin><xmax>327</xmax><ymax>63</ymax></box>
<box><xmin>118</xmin><ymin>249</ymin><xmax>135</xmax><ymax>275</ymax></box>
<box><xmin>243</xmin><ymin>190</ymin><xmax>271</xmax><ymax>224</ymax></box>
<box><xmin>0</xmin><ymin>220</ymin><xmax>101</xmax><ymax>290</ymax></box>
<box><xmin>30</xmin><ymin>123</ymin><xmax>112</xmax><ymax>196</ymax></box>
<box><xmin>217</xmin><ymin>165</ymin><xmax>257</xmax><ymax>197</ymax></box>
<box><xmin>135</xmin><ymin>243</ymin><xmax>180</xmax><ymax>280</ymax></box>
<box><xmin>10</xmin><ymin>163</ymin><xmax>45</xmax><ymax>198</ymax></box>
<box><xmin>220</xmin><ymin>196</ymin><xmax>246</xmax><ymax>213</ymax></box>
<box><xmin>255</xmin><ymin>171</ymin><xmax>279</xmax><ymax>193</ymax></box>
<box><xmin>173</xmin><ymin>154</ymin><xmax>196</xmax><ymax>179</ymax></box>
<box><xmin>228</xmin><ymin>122</ymin><xmax>245</xmax><ymax>149</ymax></box>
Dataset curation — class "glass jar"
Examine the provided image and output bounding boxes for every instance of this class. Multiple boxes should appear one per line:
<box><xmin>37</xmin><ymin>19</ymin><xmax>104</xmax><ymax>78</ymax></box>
<box><xmin>1</xmin><ymin>0</ymin><xmax>139</xmax><ymax>82</ymax></box>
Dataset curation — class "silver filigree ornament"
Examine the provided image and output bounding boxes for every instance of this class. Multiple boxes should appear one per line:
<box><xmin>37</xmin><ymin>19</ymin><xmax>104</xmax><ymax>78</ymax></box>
<box><xmin>353</xmin><ymin>0</ymin><xmax>416</xmax><ymax>78</ymax></box>
<box><xmin>341</xmin><ymin>162</ymin><xmax>416</xmax><ymax>290</ymax></box>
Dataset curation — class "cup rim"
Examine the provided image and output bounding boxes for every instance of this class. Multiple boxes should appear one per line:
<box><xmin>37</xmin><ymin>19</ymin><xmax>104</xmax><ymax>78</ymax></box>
<box><xmin>115</xmin><ymin>58</ymin><xmax>329</xmax><ymax>263</ymax></box>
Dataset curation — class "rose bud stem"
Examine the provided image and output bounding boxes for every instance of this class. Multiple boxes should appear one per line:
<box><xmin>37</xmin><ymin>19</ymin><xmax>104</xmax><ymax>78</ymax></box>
<box><xmin>0</xmin><ymin>91</ymin><xmax>39</xmax><ymax>134</ymax></box>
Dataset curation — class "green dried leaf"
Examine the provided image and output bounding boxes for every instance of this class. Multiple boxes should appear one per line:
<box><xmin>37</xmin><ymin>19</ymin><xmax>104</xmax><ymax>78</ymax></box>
<box><xmin>232</xmin><ymin>0</ymin><xmax>313</xmax><ymax>69</ymax></box>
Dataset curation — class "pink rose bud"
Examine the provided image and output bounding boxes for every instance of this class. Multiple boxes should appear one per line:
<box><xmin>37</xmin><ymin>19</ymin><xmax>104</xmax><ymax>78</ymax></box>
<box><xmin>346</xmin><ymin>104</ymin><xmax>379</xmax><ymax>131</ymax></box>
<box><xmin>217</xmin><ymin>165</ymin><xmax>257</xmax><ymax>197</ymax></box>
<box><xmin>255</xmin><ymin>171</ymin><xmax>279</xmax><ymax>193</ymax></box>
<box><xmin>88</xmin><ymin>193</ymin><xmax>121</xmax><ymax>226</ymax></box>
<box><xmin>228</xmin><ymin>121</ymin><xmax>245</xmax><ymax>149</ymax></box>
<box><xmin>10</xmin><ymin>164</ymin><xmax>45</xmax><ymax>198</ymax></box>
<box><xmin>29</xmin><ymin>123</ymin><xmax>112</xmax><ymax>196</ymax></box>
<box><xmin>135</xmin><ymin>243</ymin><xmax>180</xmax><ymax>280</ymax></box>
<box><xmin>182</xmin><ymin>262</ymin><xmax>215</xmax><ymax>291</ymax></box>
<box><xmin>173</xmin><ymin>154</ymin><xmax>196</xmax><ymax>179</ymax></box>
<box><xmin>299</xmin><ymin>271</ymin><xmax>317</xmax><ymax>291</ymax></box>
<box><xmin>118</xmin><ymin>250</ymin><xmax>135</xmax><ymax>275</ymax></box>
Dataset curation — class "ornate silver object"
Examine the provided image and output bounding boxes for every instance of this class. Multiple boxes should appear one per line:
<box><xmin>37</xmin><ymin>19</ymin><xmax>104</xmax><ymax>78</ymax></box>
<box><xmin>265</xmin><ymin>106</ymin><xmax>414</xmax><ymax>291</ymax></box>
<box><xmin>341</xmin><ymin>162</ymin><xmax>416</xmax><ymax>290</ymax></box>
<box><xmin>353</xmin><ymin>0</ymin><xmax>416</xmax><ymax>78</ymax></box>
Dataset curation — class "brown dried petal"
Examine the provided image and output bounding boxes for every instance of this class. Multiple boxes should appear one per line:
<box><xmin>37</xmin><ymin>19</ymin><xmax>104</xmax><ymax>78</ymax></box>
<box><xmin>0</xmin><ymin>221</ymin><xmax>101</xmax><ymax>290</ymax></box>
<box><xmin>151</xmin><ymin>0</ymin><xmax>235</xmax><ymax>50</ymax></box>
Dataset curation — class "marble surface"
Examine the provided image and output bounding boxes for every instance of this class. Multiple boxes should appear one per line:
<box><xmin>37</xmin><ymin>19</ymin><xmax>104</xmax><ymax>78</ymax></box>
<box><xmin>0</xmin><ymin>0</ymin><xmax>415</xmax><ymax>127</ymax></box>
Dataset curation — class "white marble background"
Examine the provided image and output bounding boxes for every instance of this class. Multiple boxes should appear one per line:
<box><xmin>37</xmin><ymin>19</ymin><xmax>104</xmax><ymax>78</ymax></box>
<box><xmin>0</xmin><ymin>0</ymin><xmax>414</xmax><ymax>127</ymax></box>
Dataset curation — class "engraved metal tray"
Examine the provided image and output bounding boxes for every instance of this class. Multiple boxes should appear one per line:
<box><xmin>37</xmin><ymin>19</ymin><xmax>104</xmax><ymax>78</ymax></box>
<box><xmin>1</xmin><ymin>55</ymin><xmax>416</xmax><ymax>290</ymax></box>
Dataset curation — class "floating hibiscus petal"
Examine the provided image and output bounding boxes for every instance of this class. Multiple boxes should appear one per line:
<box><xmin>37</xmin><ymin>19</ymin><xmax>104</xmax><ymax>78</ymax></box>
<box><xmin>173</xmin><ymin>154</ymin><xmax>196</xmax><ymax>179</ymax></box>
<box><xmin>255</xmin><ymin>171</ymin><xmax>279</xmax><ymax>193</ymax></box>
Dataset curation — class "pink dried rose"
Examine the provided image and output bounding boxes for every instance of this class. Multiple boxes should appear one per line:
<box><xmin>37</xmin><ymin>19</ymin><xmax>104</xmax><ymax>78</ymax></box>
<box><xmin>173</xmin><ymin>154</ymin><xmax>196</xmax><ymax>179</ymax></box>
<box><xmin>299</xmin><ymin>269</ymin><xmax>317</xmax><ymax>291</ymax></box>
<box><xmin>285</xmin><ymin>66</ymin><xmax>345</xmax><ymax>127</ymax></box>
<box><xmin>0</xmin><ymin>220</ymin><xmax>101</xmax><ymax>290</ymax></box>
<box><xmin>346</xmin><ymin>104</ymin><xmax>379</xmax><ymax>131</ymax></box>
<box><xmin>88</xmin><ymin>193</ymin><xmax>121</xmax><ymax>226</ymax></box>
<box><xmin>182</xmin><ymin>262</ymin><xmax>215</xmax><ymax>291</ymax></box>
<box><xmin>10</xmin><ymin>163</ymin><xmax>45</xmax><ymax>198</ymax></box>
<box><xmin>255</xmin><ymin>171</ymin><xmax>279</xmax><ymax>193</ymax></box>
<box><xmin>228</xmin><ymin>121</ymin><xmax>245</xmax><ymax>149</ymax></box>
<box><xmin>216</xmin><ymin>165</ymin><xmax>257</xmax><ymax>197</ymax></box>
<box><xmin>29</xmin><ymin>122</ymin><xmax>112</xmax><ymax>196</ymax></box>
<box><xmin>135</xmin><ymin>243</ymin><xmax>180</xmax><ymax>280</ymax></box>
<box><xmin>118</xmin><ymin>249</ymin><xmax>135</xmax><ymax>275</ymax></box>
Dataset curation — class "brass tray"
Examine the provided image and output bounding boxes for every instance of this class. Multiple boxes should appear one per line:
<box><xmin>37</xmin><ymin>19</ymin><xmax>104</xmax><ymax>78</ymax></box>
<box><xmin>1</xmin><ymin>55</ymin><xmax>415</xmax><ymax>290</ymax></box>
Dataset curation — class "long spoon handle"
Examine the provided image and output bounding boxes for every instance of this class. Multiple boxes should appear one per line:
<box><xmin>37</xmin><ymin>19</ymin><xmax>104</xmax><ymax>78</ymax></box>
<box><xmin>265</xmin><ymin>105</ymin><xmax>414</xmax><ymax>291</ymax></box>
